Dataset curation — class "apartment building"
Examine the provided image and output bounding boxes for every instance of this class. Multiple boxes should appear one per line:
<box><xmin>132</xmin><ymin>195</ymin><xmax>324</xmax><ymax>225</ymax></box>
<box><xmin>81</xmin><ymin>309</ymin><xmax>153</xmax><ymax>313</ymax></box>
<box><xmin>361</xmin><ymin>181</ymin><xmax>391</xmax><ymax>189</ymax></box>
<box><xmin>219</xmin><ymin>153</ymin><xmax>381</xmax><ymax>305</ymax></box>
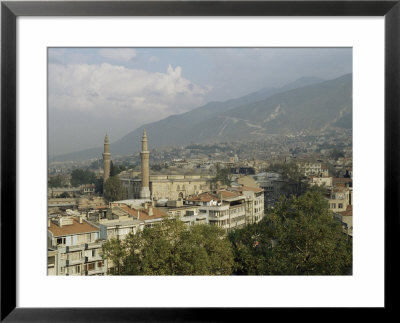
<box><xmin>231</xmin><ymin>186</ymin><xmax>265</xmax><ymax>224</ymax></box>
<box><xmin>158</xmin><ymin>199</ymin><xmax>205</xmax><ymax>226</ymax></box>
<box><xmin>186</xmin><ymin>190</ymin><xmax>247</xmax><ymax>232</ymax></box>
<box><xmin>297</xmin><ymin>160</ymin><xmax>328</xmax><ymax>177</ymax></box>
<box><xmin>328</xmin><ymin>186</ymin><xmax>352</xmax><ymax>212</ymax></box>
<box><xmin>47</xmin><ymin>216</ymin><xmax>107</xmax><ymax>276</ymax></box>
<box><xmin>309</xmin><ymin>176</ymin><xmax>333</xmax><ymax>188</ymax></box>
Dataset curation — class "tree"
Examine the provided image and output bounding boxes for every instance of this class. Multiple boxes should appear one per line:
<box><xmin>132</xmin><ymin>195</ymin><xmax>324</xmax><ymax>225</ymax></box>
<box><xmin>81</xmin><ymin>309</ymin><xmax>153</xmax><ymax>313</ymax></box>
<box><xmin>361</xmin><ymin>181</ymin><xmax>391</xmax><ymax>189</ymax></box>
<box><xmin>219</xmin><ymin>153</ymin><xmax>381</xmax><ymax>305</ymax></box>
<box><xmin>89</xmin><ymin>159</ymin><xmax>102</xmax><ymax>170</ymax></box>
<box><xmin>213</xmin><ymin>164</ymin><xmax>232</xmax><ymax>187</ymax></box>
<box><xmin>101</xmin><ymin>238</ymin><xmax>126</xmax><ymax>275</ymax></box>
<box><xmin>229</xmin><ymin>191</ymin><xmax>352</xmax><ymax>275</ymax></box>
<box><xmin>151</xmin><ymin>164</ymin><xmax>162</xmax><ymax>171</ymax></box>
<box><xmin>109</xmin><ymin>161</ymin><xmax>116</xmax><ymax>177</ymax></box>
<box><xmin>330</xmin><ymin>148</ymin><xmax>345</xmax><ymax>160</ymax></box>
<box><xmin>110</xmin><ymin>161</ymin><xmax>127</xmax><ymax>177</ymax></box>
<box><xmin>70</xmin><ymin>169</ymin><xmax>96</xmax><ymax>187</ymax></box>
<box><xmin>48</xmin><ymin>175</ymin><xmax>68</xmax><ymax>188</ymax></box>
<box><xmin>103</xmin><ymin>176</ymin><xmax>127</xmax><ymax>203</ymax></box>
<box><xmin>94</xmin><ymin>177</ymin><xmax>103</xmax><ymax>194</ymax></box>
<box><xmin>59</xmin><ymin>192</ymin><xmax>70</xmax><ymax>198</ymax></box>
<box><xmin>268</xmin><ymin>162</ymin><xmax>309</xmax><ymax>196</ymax></box>
<box><xmin>102</xmin><ymin>219</ymin><xmax>234</xmax><ymax>275</ymax></box>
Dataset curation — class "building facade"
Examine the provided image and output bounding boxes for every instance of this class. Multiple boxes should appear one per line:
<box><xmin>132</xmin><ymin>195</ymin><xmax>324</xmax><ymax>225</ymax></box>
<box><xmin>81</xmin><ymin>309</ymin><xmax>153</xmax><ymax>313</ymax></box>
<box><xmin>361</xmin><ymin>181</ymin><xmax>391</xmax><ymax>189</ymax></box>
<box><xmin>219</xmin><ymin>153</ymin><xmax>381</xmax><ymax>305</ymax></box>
<box><xmin>47</xmin><ymin>216</ymin><xmax>107</xmax><ymax>276</ymax></box>
<box><xmin>120</xmin><ymin>174</ymin><xmax>213</xmax><ymax>201</ymax></box>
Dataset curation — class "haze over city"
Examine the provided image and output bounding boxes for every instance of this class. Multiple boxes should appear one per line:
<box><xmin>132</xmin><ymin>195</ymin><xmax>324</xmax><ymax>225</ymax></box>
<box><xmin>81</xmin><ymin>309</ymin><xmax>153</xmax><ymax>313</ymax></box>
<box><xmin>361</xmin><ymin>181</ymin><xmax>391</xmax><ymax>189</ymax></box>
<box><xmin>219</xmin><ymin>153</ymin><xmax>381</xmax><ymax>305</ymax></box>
<box><xmin>48</xmin><ymin>47</ymin><xmax>352</xmax><ymax>157</ymax></box>
<box><xmin>48</xmin><ymin>47</ymin><xmax>353</xmax><ymax>277</ymax></box>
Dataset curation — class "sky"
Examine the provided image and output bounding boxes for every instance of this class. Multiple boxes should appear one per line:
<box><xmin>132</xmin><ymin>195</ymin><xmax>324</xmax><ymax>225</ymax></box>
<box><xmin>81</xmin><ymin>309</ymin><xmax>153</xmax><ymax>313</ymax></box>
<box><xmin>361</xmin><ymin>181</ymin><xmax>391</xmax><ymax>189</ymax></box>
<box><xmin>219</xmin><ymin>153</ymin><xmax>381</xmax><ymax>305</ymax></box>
<box><xmin>48</xmin><ymin>47</ymin><xmax>352</xmax><ymax>157</ymax></box>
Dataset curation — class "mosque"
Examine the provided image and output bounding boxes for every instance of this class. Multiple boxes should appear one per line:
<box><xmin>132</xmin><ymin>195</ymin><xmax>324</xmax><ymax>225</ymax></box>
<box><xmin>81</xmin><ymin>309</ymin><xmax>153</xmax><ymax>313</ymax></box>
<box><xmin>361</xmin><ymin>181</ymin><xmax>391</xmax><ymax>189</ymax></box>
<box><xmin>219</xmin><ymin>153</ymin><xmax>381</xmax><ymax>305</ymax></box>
<box><xmin>102</xmin><ymin>130</ymin><xmax>213</xmax><ymax>202</ymax></box>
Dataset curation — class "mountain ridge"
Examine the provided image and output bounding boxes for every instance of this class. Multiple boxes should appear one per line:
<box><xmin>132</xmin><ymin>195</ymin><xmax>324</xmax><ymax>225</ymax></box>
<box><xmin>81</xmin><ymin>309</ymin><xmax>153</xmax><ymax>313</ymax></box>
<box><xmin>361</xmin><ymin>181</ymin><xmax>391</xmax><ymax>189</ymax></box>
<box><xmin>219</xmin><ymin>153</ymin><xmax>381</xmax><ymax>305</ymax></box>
<box><xmin>50</xmin><ymin>75</ymin><xmax>352</xmax><ymax>162</ymax></box>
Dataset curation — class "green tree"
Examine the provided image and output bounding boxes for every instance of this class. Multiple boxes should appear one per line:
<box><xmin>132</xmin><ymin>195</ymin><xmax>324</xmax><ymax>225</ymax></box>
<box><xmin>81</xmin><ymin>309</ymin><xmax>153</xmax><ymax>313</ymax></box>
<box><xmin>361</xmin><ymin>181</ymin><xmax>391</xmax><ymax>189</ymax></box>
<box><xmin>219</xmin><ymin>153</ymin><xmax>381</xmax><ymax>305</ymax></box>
<box><xmin>330</xmin><ymin>148</ymin><xmax>345</xmax><ymax>160</ymax></box>
<box><xmin>94</xmin><ymin>177</ymin><xmax>103</xmax><ymax>194</ymax></box>
<box><xmin>103</xmin><ymin>176</ymin><xmax>127</xmax><ymax>203</ymax></box>
<box><xmin>89</xmin><ymin>159</ymin><xmax>102</xmax><ymax>170</ymax></box>
<box><xmin>70</xmin><ymin>169</ymin><xmax>96</xmax><ymax>187</ymax></box>
<box><xmin>102</xmin><ymin>238</ymin><xmax>126</xmax><ymax>275</ymax></box>
<box><xmin>213</xmin><ymin>164</ymin><xmax>232</xmax><ymax>187</ymax></box>
<box><xmin>109</xmin><ymin>161</ymin><xmax>116</xmax><ymax>177</ymax></box>
<box><xmin>229</xmin><ymin>191</ymin><xmax>352</xmax><ymax>275</ymax></box>
<box><xmin>103</xmin><ymin>219</ymin><xmax>234</xmax><ymax>275</ymax></box>
<box><xmin>110</xmin><ymin>161</ymin><xmax>127</xmax><ymax>177</ymax></box>
<box><xmin>151</xmin><ymin>164</ymin><xmax>162</xmax><ymax>171</ymax></box>
<box><xmin>59</xmin><ymin>192</ymin><xmax>70</xmax><ymax>198</ymax></box>
<box><xmin>48</xmin><ymin>175</ymin><xmax>63</xmax><ymax>187</ymax></box>
<box><xmin>268</xmin><ymin>162</ymin><xmax>309</xmax><ymax>196</ymax></box>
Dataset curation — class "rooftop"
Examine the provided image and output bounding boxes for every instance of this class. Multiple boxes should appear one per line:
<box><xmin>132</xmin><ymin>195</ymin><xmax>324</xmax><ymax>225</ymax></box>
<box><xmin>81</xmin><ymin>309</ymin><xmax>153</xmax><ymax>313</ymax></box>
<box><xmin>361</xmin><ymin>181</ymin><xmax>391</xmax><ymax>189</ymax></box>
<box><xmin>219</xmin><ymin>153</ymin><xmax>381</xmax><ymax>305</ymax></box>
<box><xmin>119</xmin><ymin>205</ymin><xmax>168</xmax><ymax>221</ymax></box>
<box><xmin>187</xmin><ymin>192</ymin><xmax>217</xmax><ymax>203</ymax></box>
<box><xmin>233</xmin><ymin>186</ymin><xmax>264</xmax><ymax>193</ymax></box>
<box><xmin>48</xmin><ymin>217</ymin><xmax>99</xmax><ymax>237</ymax></box>
<box><xmin>338</xmin><ymin>205</ymin><xmax>353</xmax><ymax>217</ymax></box>
<box><xmin>333</xmin><ymin>178</ymin><xmax>352</xmax><ymax>186</ymax></box>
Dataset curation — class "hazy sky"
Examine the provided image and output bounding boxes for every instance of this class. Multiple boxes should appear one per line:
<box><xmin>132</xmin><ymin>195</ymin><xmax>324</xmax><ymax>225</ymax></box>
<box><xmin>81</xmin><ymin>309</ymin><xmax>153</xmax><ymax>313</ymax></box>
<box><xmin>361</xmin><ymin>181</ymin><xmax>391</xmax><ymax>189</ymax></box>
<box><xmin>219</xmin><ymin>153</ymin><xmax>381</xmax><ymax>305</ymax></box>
<box><xmin>48</xmin><ymin>47</ymin><xmax>352</xmax><ymax>157</ymax></box>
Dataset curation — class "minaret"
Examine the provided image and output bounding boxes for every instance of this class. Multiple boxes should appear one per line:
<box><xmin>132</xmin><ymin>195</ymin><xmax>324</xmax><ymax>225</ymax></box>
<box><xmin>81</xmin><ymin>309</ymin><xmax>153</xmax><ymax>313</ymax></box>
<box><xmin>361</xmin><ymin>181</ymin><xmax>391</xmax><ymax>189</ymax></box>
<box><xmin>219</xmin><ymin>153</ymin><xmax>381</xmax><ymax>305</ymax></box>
<box><xmin>140</xmin><ymin>129</ymin><xmax>151</xmax><ymax>199</ymax></box>
<box><xmin>103</xmin><ymin>134</ymin><xmax>111</xmax><ymax>184</ymax></box>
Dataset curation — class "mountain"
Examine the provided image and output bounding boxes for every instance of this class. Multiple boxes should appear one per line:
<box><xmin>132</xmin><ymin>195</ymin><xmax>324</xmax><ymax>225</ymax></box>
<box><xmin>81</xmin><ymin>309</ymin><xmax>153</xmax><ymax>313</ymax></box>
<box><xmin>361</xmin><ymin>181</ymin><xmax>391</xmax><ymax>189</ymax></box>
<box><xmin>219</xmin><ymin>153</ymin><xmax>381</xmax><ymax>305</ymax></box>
<box><xmin>185</xmin><ymin>73</ymin><xmax>352</xmax><ymax>142</ymax></box>
<box><xmin>51</xmin><ymin>75</ymin><xmax>352</xmax><ymax>162</ymax></box>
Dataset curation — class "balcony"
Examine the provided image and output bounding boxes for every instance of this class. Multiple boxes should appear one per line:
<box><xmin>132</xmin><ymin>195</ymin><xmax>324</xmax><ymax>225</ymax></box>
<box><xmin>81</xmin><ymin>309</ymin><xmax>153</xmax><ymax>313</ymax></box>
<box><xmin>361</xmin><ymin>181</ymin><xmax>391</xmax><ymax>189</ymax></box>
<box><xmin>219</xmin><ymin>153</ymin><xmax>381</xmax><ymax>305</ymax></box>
<box><xmin>85</xmin><ymin>255</ymin><xmax>103</xmax><ymax>263</ymax></box>
<box><xmin>85</xmin><ymin>268</ymin><xmax>106</xmax><ymax>276</ymax></box>
<box><xmin>66</xmin><ymin>258</ymin><xmax>83</xmax><ymax>266</ymax></box>
<box><xmin>85</xmin><ymin>242</ymin><xmax>102</xmax><ymax>250</ymax></box>
<box><xmin>66</xmin><ymin>245</ymin><xmax>85</xmax><ymax>253</ymax></box>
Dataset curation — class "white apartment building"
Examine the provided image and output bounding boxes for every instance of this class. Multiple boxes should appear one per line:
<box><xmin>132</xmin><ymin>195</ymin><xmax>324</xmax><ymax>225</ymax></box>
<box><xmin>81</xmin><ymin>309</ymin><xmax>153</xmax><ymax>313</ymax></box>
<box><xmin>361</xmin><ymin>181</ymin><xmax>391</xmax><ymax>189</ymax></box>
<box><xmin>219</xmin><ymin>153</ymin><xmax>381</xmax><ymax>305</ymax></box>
<box><xmin>327</xmin><ymin>186</ymin><xmax>352</xmax><ymax>212</ymax></box>
<box><xmin>186</xmin><ymin>191</ymin><xmax>247</xmax><ymax>232</ymax></box>
<box><xmin>47</xmin><ymin>216</ymin><xmax>107</xmax><ymax>276</ymax></box>
<box><xmin>231</xmin><ymin>186</ymin><xmax>265</xmax><ymax>224</ymax></box>
<box><xmin>297</xmin><ymin>161</ymin><xmax>328</xmax><ymax>177</ymax></box>
<box><xmin>310</xmin><ymin>176</ymin><xmax>333</xmax><ymax>188</ymax></box>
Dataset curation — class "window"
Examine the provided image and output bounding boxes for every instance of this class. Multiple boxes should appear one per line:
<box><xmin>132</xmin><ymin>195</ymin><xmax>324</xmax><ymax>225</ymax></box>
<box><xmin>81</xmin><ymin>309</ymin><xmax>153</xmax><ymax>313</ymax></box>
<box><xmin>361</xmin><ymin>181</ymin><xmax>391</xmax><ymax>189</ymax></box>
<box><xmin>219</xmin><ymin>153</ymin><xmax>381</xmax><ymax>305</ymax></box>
<box><xmin>338</xmin><ymin>203</ymin><xmax>343</xmax><ymax>209</ymax></box>
<box><xmin>56</xmin><ymin>237</ymin><xmax>66</xmax><ymax>245</ymax></box>
<box><xmin>331</xmin><ymin>203</ymin><xmax>336</xmax><ymax>209</ymax></box>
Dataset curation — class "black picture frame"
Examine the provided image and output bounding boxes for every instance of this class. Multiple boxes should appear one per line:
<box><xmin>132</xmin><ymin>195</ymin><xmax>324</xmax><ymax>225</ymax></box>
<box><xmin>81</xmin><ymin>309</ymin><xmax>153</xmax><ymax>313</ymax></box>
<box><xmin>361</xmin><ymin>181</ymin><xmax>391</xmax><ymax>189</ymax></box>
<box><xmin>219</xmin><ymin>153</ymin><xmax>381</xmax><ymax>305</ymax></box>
<box><xmin>1</xmin><ymin>1</ymin><xmax>399</xmax><ymax>321</ymax></box>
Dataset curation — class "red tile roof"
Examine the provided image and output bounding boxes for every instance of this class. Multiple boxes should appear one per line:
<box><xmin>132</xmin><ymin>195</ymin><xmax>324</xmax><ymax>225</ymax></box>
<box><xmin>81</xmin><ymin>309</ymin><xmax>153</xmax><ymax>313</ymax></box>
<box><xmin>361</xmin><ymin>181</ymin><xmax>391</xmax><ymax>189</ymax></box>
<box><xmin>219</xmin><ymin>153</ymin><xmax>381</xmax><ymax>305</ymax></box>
<box><xmin>48</xmin><ymin>217</ymin><xmax>98</xmax><ymax>237</ymax></box>
<box><xmin>217</xmin><ymin>190</ymin><xmax>240</xmax><ymax>198</ymax></box>
<box><xmin>94</xmin><ymin>205</ymin><xmax>108</xmax><ymax>210</ymax></box>
<box><xmin>333</xmin><ymin>186</ymin><xmax>348</xmax><ymax>192</ymax></box>
<box><xmin>119</xmin><ymin>205</ymin><xmax>167</xmax><ymax>221</ymax></box>
<box><xmin>187</xmin><ymin>192</ymin><xmax>217</xmax><ymax>202</ymax></box>
<box><xmin>333</xmin><ymin>178</ymin><xmax>352</xmax><ymax>186</ymax></box>
<box><xmin>339</xmin><ymin>205</ymin><xmax>353</xmax><ymax>216</ymax></box>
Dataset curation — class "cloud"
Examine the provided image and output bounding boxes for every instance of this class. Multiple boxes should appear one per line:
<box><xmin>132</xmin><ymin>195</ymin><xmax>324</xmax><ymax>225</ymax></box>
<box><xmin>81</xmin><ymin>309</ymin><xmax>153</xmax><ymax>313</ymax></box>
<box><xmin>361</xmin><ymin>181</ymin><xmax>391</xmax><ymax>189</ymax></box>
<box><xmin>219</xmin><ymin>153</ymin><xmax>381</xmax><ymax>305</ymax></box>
<box><xmin>148</xmin><ymin>55</ymin><xmax>160</xmax><ymax>63</ymax></box>
<box><xmin>98</xmin><ymin>48</ymin><xmax>137</xmax><ymax>62</ymax></box>
<box><xmin>48</xmin><ymin>63</ymin><xmax>209</xmax><ymax>122</ymax></box>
